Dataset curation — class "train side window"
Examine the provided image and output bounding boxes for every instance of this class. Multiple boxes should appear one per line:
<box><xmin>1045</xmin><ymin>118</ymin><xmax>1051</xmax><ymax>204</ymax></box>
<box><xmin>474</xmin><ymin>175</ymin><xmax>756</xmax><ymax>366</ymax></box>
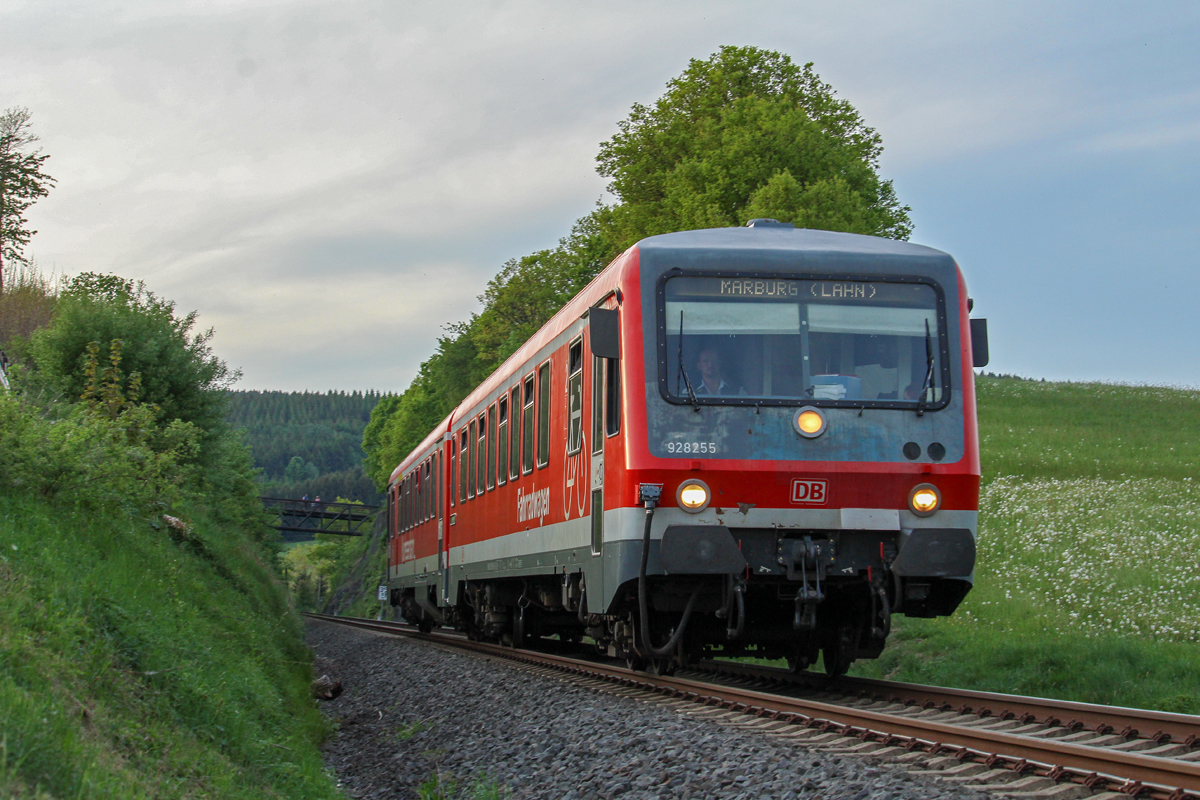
<box><xmin>567</xmin><ymin>339</ymin><xmax>583</xmax><ymax>455</ymax></box>
<box><xmin>424</xmin><ymin>461</ymin><xmax>431</xmax><ymax>520</ymax></box>
<box><xmin>449</xmin><ymin>441</ymin><xmax>456</xmax><ymax>507</ymax></box>
<box><xmin>402</xmin><ymin>475</ymin><xmax>409</xmax><ymax>531</ymax></box>
<box><xmin>467</xmin><ymin>419</ymin><xmax>477</xmax><ymax>499</ymax></box>
<box><xmin>606</xmin><ymin>355</ymin><xmax>621</xmax><ymax>437</ymax></box>
<box><xmin>497</xmin><ymin>397</ymin><xmax>508</xmax><ymax>486</ymax></box>
<box><xmin>508</xmin><ymin>387</ymin><xmax>521</xmax><ymax>481</ymax></box>
<box><xmin>591</xmin><ymin>355</ymin><xmax>604</xmax><ymax>455</ymax></box>
<box><xmin>537</xmin><ymin>361</ymin><xmax>551</xmax><ymax>468</ymax></box>
<box><xmin>522</xmin><ymin>375</ymin><xmax>535</xmax><ymax>475</ymax></box>
<box><xmin>477</xmin><ymin>413</ymin><xmax>487</xmax><ymax>493</ymax></box>
<box><xmin>434</xmin><ymin>452</ymin><xmax>441</xmax><ymax>520</ymax></box>
<box><xmin>459</xmin><ymin>430</ymin><xmax>469</xmax><ymax>503</ymax></box>
<box><xmin>486</xmin><ymin>405</ymin><xmax>497</xmax><ymax>491</ymax></box>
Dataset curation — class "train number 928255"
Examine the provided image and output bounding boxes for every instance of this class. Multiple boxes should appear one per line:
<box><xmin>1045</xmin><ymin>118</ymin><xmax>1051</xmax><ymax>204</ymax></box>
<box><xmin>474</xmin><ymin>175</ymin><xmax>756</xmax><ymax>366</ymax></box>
<box><xmin>664</xmin><ymin>440</ymin><xmax>718</xmax><ymax>454</ymax></box>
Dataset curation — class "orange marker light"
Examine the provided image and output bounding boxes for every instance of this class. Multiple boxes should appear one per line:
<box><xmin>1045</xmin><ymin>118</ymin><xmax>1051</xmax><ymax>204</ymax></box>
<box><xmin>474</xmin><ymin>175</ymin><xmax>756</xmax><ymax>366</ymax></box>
<box><xmin>797</xmin><ymin>410</ymin><xmax>823</xmax><ymax>434</ymax></box>
<box><xmin>793</xmin><ymin>407</ymin><xmax>826</xmax><ymax>438</ymax></box>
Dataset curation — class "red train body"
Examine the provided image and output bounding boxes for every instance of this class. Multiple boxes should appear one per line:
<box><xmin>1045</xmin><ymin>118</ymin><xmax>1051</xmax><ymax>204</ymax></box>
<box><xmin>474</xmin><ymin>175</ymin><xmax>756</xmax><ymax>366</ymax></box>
<box><xmin>386</xmin><ymin>222</ymin><xmax>986</xmax><ymax>674</ymax></box>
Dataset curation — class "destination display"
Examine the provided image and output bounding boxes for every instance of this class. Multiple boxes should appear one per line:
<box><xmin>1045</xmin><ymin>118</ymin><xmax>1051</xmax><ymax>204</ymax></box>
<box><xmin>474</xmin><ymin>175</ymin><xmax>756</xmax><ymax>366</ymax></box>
<box><xmin>666</xmin><ymin>277</ymin><xmax>931</xmax><ymax>304</ymax></box>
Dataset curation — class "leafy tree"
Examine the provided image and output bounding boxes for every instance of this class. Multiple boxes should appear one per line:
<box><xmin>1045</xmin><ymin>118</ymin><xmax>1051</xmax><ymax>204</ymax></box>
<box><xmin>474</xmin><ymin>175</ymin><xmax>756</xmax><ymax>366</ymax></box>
<box><xmin>0</xmin><ymin>107</ymin><xmax>55</xmax><ymax>294</ymax></box>
<box><xmin>362</xmin><ymin>46</ymin><xmax>912</xmax><ymax>487</ymax></box>
<box><xmin>27</xmin><ymin>273</ymin><xmax>236</xmax><ymax>462</ymax></box>
<box><xmin>596</xmin><ymin>45</ymin><xmax>911</xmax><ymax>244</ymax></box>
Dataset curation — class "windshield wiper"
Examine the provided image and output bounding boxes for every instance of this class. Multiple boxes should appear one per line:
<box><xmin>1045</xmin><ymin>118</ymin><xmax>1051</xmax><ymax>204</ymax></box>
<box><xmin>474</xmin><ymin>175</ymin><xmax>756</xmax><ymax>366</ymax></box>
<box><xmin>916</xmin><ymin>318</ymin><xmax>934</xmax><ymax>417</ymax></box>
<box><xmin>676</xmin><ymin>310</ymin><xmax>699</xmax><ymax>412</ymax></box>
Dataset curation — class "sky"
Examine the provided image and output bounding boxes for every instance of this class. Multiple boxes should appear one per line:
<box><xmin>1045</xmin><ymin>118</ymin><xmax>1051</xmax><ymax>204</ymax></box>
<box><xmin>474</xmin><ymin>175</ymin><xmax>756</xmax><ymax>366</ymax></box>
<box><xmin>3</xmin><ymin>1</ymin><xmax>1199</xmax><ymax>391</ymax></box>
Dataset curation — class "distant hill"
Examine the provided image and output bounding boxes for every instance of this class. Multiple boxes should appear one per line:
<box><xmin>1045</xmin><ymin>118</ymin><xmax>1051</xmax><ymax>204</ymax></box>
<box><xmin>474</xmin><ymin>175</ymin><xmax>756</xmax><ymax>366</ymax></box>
<box><xmin>226</xmin><ymin>390</ymin><xmax>386</xmax><ymax>503</ymax></box>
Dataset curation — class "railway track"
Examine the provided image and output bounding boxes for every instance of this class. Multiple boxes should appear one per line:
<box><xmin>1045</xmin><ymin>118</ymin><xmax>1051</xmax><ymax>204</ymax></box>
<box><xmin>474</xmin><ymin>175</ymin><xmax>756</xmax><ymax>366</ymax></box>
<box><xmin>304</xmin><ymin>613</ymin><xmax>1200</xmax><ymax>799</ymax></box>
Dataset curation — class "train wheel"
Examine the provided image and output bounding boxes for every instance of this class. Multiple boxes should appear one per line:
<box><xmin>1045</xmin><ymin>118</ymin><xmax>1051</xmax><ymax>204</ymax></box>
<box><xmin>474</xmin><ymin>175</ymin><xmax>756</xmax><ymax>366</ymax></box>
<box><xmin>417</xmin><ymin>618</ymin><xmax>433</xmax><ymax>634</ymax></box>
<box><xmin>646</xmin><ymin>658</ymin><xmax>676</xmax><ymax>677</ymax></box>
<box><xmin>822</xmin><ymin>626</ymin><xmax>857</xmax><ymax>677</ymax></box>
<box><xmin>625</xmin><ymin>654</ymin><xmax>647</xmax><ymax>671</ymax></box>
<box><xmin>512</xmin><ymin>605</ymin><xmax>526</xmax><ymax>649</ymax></box>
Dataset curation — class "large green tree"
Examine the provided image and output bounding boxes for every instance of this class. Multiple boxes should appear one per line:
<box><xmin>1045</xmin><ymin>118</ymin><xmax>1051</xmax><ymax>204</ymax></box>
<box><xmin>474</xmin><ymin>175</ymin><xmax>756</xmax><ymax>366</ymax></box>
<box><xmin>0</xmin><ymin>107</ymin><xmax>55</xmax><ymax>294</ymax></box>
<box><xmin>363</xmin><ymin>46</ymin><xmax>912</xmax><ymax>486</ymax></box>
<box><xmin>596</xmin><ymin>45</ymin><xmax>911</xmax><ymax>244</ymax></box>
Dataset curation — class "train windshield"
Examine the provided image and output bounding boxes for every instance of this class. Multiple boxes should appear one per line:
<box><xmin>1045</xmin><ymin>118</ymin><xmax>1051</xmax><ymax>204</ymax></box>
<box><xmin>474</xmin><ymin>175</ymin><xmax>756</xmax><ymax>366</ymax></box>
<box><xmin>661</xmin><ymin>276</ymin><xmax>947</xmax><ymax>407</ymax></box>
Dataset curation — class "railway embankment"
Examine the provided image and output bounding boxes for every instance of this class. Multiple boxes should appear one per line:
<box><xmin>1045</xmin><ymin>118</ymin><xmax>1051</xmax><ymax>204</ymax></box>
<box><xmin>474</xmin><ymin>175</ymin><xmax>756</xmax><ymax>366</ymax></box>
<box><xmin>0</xmin><ymin>274</ymin><xmax>342</xmax><ymax>798</ymax></box>
<box><xmin>307</xmin><ymin>617</ymin><xmax>991</xmax><ymax>800</ymax></box>
<box><xmin>854</xmin><ymin>376</ymin><xmax>1200</xmax><ymax>713</ymax></box>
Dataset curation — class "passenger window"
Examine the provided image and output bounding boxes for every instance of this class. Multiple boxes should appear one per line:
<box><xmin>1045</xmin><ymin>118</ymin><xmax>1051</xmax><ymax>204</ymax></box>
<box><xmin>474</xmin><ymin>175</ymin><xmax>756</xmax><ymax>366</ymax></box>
<box><xmin>537</xmin><ymin>362</ymin><xmax>550</xmax><ymax>468</ymax></box>
<box><xmin>606</xmin><ymin>356</ymin><xmax>621</xmax><ymax>436</ymax></box>
<box><xmin>468</xmin><ymin>420</ymin><xmax>477</xmax><ymax>499</ymax></box>
<box><xmin>459</xmin><ymin>430</ymin><xmax>469</xmax><ymax>503</ymax></box>
<box><xmin>486</xmin><ymin>405</ymin><xmax>497</xmax><ymax>491</ymax></box>
<box><xmin>509</xmin><ymin>387</ymin><xmax>521</xmax><ymax>480</ymax></box>
<box><xmin>449</xmin><ymin>441</ymin><xmax>456</xmax><ymax>507</ymax></box>
<box><xmin>592</xmin><ymin>355</ymin><xmax>604</xmax><ymax>455</ymax></box>
<box><xmin>497</xmin><ymin>397</ymin><xmax>508</xmax><ymax>486</ymax></box>
<box><xmin>522</xmin><ymin>375</ymin><xmax>535</xmax><ymax>474</ymax></box>
<box><xmin>567</xmin><ymin>339</ymin><xmax>583</xmax><ymax>455</ymax></box>
<box><xmin>476</xmin><ymin>414</ymin><xmax>487</xmax><ymax>493</ymax></box>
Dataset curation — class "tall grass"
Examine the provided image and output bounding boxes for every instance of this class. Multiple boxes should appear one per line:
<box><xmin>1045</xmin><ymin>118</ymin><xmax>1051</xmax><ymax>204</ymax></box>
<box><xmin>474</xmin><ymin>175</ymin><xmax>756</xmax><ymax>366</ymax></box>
<box><xmin>852</xmin><ymin>377</ymin><xmax>1200</xmax><ymax>712</ymax></box>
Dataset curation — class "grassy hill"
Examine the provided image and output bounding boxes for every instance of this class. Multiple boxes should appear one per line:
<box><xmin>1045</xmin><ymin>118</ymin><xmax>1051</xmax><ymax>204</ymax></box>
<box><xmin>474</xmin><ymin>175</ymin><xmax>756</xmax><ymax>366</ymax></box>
<box><xmin>0</xmin><ymin>391</ymin><xmax>342</xmax><ymax>799</ymax></box>
<box><xmin>852</xmin><ymin>376</ymin><xmax>1200</xmax><ymax>712</ymax></box>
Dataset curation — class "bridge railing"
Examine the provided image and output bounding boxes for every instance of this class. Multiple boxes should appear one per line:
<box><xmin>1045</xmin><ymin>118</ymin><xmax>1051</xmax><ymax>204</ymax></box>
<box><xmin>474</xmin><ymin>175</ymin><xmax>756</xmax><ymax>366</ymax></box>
<box><xmin>261</xmin><ymin>497</ymin><xmax>380</xmax><ymax>537</ymax></box>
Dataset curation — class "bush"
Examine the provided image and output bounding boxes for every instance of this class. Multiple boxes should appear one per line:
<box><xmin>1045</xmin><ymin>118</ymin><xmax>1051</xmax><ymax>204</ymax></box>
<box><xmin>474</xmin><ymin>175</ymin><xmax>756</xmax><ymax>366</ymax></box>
<box><xmin>24</xmin><ymin>273</ymin><xmax>235</xmax><ymax>464</ymax></box>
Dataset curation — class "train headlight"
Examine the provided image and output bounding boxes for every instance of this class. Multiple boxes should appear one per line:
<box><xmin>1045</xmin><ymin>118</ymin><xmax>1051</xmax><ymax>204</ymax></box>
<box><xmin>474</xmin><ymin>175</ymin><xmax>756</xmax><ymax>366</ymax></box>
<box><xmin>793</xmin><ymin>406</ymin><xmax>826</xmax><ymax>438</ymax></box>
<box><xmin>677</xmin><ymin>479</ymin><xmax>711</xmax><ymax>513</ymax></box>
<box><xmin>908</xmin><ymin>483</ymin><xmax>941</xmax><ymax>517</ymax></box>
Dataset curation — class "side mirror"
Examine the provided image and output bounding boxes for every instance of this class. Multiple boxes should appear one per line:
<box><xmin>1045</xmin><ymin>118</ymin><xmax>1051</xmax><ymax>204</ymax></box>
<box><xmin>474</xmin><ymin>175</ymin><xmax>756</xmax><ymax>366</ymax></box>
<box><xmin>590</xmin><ymin>307</ymin><xmax>620</xmax><ymax>359</ymax></box>
<box><xmin>969</xmin><ymin>318</ymin><xmax>989</xmax><ymax>368</ymax></box>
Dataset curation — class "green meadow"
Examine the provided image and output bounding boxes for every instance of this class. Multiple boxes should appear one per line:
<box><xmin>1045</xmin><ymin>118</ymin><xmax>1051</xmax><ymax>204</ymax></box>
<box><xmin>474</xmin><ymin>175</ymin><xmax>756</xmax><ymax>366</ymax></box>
<box><xmin>851</xmin><ymin>376</ymin><xmax>1200</xmax><ymax>712</ymax></box>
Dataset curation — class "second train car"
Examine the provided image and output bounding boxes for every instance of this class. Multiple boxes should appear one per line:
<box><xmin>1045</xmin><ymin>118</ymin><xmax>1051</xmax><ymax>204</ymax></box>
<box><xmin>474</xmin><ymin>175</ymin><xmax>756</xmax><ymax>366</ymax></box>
<box><xmin>386</xmin><ymin>220</ymin><xmax>989</xmax><ymax>675</ymax></box>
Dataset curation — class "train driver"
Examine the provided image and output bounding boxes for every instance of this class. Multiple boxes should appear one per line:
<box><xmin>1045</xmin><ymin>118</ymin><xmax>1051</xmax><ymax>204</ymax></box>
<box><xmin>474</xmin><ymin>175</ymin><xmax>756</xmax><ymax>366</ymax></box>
<box><xmin>695</xmin><ymin>348</ymin><xmax>743</xmax><ymax>396</ymax></box>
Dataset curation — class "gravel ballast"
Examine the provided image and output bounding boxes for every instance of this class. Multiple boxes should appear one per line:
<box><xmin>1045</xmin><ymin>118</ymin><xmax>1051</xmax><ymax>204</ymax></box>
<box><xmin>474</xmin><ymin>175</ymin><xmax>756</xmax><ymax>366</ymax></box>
<box><xmin>307</xmin><ymin>620</ymin><xmax>989</xmax><ymax>799</ymax></box>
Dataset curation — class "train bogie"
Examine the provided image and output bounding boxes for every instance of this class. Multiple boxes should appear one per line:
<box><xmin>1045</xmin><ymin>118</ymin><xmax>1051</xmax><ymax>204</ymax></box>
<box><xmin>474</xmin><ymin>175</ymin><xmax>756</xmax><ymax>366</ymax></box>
<box><xmin>385</xmin><ymin>222</ymin><xmax>986</xmax><ymax>675</ymax></box>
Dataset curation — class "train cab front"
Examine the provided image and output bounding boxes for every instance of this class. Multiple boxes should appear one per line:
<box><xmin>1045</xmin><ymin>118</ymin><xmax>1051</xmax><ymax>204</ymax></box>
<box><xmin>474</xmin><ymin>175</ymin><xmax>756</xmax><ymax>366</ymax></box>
<box><xmin>615</xmin><ymin>226</ymin><xmax>982</xmax><ymax>676</ymax></box>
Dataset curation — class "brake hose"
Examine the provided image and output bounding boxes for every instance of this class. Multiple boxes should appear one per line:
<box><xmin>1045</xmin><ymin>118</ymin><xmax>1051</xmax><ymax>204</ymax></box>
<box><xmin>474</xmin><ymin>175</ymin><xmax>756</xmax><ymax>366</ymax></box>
<box><xmin>637</xmin><ymin>486</ymin><xmax>700</xmax><ymax>658</ymax></box>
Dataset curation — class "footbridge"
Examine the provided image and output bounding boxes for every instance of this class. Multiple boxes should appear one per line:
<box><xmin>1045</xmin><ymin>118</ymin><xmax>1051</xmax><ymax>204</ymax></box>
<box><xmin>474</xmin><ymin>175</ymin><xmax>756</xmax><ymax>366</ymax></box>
<box><xmin>261</xmin><ymin>497</ymin><xmax>379</xmax><ymax>539</ymax></box>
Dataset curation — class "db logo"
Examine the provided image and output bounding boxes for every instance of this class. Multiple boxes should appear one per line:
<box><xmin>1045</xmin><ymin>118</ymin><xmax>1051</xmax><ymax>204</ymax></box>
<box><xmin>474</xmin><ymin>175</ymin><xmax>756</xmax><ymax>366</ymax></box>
<box><xmin>791</xmin><ymin>479</ymin><xmax>828</xmax><ymax>505</ymax></box>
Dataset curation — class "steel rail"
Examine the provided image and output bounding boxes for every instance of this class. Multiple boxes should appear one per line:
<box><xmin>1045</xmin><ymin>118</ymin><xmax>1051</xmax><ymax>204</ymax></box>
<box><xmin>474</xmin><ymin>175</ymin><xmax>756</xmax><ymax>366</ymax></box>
<box><xmin>701</xmin><ymin>659</ymin><xmax>1200</xmax><ymax>747</ymax></box>
<box><xmin>304</xmin><ymin>613</ymin><xmax>1200</xmax><ymax>799</ymax></box>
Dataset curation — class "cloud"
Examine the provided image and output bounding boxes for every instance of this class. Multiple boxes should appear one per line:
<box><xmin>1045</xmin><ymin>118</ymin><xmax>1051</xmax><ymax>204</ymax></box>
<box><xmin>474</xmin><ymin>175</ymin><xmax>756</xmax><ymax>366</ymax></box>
<box><xmin>4</xmin><ymin>0</ymin><xmax>1200</xmax><ymax>390</ymax></box>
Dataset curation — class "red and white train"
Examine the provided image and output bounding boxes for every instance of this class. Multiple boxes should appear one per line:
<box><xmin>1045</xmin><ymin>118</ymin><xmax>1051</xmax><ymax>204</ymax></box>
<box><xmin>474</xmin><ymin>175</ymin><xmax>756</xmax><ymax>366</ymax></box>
<box><xmin>386</xmin><ymin>220</ymin><xmax>988</xmax><ymax>675</ymax></box>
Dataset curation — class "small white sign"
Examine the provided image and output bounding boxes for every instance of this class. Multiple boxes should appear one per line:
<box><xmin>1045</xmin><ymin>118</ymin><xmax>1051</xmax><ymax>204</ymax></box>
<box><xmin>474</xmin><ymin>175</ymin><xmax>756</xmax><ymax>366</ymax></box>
<box><xmin>377</xmin><ymin>585</ymin><xmax>388</xmax><ymax>601</ymax></box>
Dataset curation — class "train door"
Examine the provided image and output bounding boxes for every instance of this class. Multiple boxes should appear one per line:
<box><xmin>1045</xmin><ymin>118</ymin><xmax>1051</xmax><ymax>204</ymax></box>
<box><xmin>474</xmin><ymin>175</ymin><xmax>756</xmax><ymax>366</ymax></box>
<box><xmin>590</xmin><ymin>351</ymin><xmax>604</xmax><ymax>554</ymax></box>
<box><xmin>589</xmin><ymin>304</ymin><xmax>620</xmax><ymax>555</ymax></box>
<box><xmin>440</xmin><ymin>443</ymin><xmax>451</xmax><ymax>605</ymax></box>
<box><xmin>435</xmin><ymin>449</ymin><xmax>443</xmax><ymax>572</ymax></box>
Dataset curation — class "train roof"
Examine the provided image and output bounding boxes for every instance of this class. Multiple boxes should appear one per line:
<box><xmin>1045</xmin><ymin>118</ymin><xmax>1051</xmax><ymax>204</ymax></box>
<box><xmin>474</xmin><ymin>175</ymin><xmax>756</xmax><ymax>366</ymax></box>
<box><xmin>390</xmin><ymin>411</ymin><xmax>454</xmax><ymax>486</ymax></box>
<box><xmin>636</xmin><ymin>224</ymin><xmax>955</xmax><ymax>264</ymax></box>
